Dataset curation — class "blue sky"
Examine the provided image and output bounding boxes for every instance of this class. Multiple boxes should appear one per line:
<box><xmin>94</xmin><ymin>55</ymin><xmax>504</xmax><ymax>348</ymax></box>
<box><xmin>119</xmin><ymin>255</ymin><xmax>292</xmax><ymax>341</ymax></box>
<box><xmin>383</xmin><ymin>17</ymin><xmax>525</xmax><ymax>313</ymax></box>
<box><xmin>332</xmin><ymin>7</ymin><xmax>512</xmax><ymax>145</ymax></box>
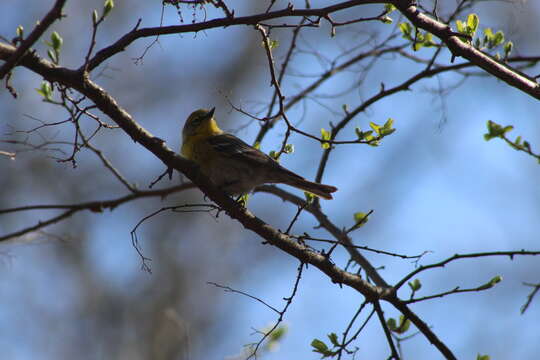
<box><xmin>1</xmin><ymin>1</ymin><xmax>540</xmax><ymax>359</ymax></box>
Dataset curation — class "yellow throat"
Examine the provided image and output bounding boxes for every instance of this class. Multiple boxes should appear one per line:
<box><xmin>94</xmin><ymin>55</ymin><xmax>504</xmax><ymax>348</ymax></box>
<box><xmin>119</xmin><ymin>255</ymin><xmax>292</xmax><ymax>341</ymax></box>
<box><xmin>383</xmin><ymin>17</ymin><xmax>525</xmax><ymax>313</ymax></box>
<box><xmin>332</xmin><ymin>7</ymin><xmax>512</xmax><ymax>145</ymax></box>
<box><xmin>181</xmin><ymin>108</ymin><xmax>223</xmax><ymax>159</ymax></box>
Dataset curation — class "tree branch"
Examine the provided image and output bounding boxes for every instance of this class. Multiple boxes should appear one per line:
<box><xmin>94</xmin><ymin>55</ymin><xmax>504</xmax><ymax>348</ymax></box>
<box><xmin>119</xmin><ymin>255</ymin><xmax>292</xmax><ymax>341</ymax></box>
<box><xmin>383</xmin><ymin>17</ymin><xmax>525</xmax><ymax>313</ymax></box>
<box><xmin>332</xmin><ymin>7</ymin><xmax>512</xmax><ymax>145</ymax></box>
<box><xmin>0</xmin><ymin>39</ymin><xmax>389</xmax><ymax>303</ymax></box>
<box><xmin>256</xmin><ymin>185</ymin><xmax>389</xmax><ymax>287</ymax></box>
<box><xmin>395</xmin><ymin>0</ymin><xmax>540</xmax><ymax>100</ymax></box>
<box><xmin>0</xmin><ymin>0</ymin><xmax>66</xmax><ymax>79</ymax></box>
<box><xmin>0</xmin><ymin>184</ymin><xmax>194</xmax><ymax>242</ymax></box>
<box><xmin>84</xmin><ymin>0</ymin><xmax>384</xmax><ymax>71</ymax></box>
<box><xmin>395</xmin><ymin>250</ymin><xmax>540</xmax><ymax>291</ymax></box>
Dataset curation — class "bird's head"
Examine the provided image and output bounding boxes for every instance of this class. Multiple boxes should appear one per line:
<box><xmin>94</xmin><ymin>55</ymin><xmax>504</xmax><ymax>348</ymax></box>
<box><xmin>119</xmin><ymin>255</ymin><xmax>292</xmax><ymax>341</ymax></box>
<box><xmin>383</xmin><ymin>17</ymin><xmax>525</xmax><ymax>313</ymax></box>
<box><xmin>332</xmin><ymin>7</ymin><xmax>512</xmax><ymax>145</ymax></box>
<box><xmin>182</xmin><ymin>107</ymin><xmax>222</xmax><ymax>141</ymax></box>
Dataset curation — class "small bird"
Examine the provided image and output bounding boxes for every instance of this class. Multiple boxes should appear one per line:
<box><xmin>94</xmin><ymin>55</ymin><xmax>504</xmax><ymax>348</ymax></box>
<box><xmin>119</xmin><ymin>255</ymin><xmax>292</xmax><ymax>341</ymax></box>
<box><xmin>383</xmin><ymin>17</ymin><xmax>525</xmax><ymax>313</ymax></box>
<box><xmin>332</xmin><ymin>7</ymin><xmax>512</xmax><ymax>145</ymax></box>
<box><xmin>181</xmin><ymin>108</ymin><xmax>338</xmax><ymax>199</ymax></box>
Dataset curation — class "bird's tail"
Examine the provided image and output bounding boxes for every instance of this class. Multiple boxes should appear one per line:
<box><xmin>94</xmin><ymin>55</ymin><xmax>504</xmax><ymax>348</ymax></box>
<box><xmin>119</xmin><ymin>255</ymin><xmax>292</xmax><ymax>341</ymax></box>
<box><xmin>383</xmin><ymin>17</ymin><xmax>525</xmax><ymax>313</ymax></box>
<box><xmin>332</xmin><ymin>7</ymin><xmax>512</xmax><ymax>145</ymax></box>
<box><xmin>282</xmin><ymin>177</ymin><xmax>338</xmax><ymax>200</ymax></box>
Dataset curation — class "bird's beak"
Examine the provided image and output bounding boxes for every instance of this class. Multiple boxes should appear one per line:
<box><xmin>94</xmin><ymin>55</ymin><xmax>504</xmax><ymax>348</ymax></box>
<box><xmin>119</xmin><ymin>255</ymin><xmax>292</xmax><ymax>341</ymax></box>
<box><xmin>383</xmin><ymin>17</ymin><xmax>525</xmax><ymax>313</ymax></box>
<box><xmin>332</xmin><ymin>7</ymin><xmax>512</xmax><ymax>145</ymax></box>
<box><xmin>206</xmin><ymin>107</ymin><xmax>216</xmax><ymax>119</ymax></box>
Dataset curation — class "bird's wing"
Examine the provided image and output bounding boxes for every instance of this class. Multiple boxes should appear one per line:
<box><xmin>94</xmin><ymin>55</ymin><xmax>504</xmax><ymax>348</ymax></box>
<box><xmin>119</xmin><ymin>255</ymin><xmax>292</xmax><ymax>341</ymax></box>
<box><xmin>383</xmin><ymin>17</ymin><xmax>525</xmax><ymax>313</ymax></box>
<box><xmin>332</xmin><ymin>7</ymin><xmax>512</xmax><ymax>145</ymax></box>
<box><xmin>207</xmin><ymin>133</ymin><xmax>273</xmax><ymax>166</ymax></box>
<box><xmin>207</xmin><ymin>133</ymin><xmax>304</xmax><ymax>181</ymax></box>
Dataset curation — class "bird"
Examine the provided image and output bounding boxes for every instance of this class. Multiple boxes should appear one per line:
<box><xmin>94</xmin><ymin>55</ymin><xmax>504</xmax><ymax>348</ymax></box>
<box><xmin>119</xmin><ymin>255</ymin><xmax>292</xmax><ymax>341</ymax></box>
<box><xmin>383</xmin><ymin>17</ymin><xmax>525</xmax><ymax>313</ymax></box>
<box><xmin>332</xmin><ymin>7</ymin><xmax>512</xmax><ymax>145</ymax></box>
<box><xmin>181</xmin><ymin>108</ymin><xmax>338</xmax><ymax>199</ymax></box>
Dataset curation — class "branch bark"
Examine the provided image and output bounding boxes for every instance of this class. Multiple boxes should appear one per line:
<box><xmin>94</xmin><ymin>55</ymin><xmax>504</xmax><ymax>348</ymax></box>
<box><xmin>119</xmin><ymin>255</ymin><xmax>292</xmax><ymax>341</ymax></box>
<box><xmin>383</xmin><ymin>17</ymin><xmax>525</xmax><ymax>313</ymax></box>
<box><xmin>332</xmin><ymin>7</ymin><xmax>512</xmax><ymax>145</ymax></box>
<box><xmin>395</xmin><ymin>0</ymin><xmax>540</xmax><ymax>100</ymax></box>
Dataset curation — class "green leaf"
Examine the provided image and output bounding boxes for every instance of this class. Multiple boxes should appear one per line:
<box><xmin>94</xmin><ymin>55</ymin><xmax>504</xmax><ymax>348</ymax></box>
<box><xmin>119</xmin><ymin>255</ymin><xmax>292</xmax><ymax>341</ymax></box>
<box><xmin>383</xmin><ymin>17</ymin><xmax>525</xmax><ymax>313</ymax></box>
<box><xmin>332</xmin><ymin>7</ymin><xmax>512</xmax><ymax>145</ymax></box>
<box><xmin>268</xmin><ymin>325</ymin><xmax>287</xmax><ymax>341</ymax></box>
<box><xmin>490</xmin><ymin>275</ymin><xmax>503</xmax><ymax>286</ymax></box>
<box><xmin>388</xmin><ymin>316</ymin><xmax>411</xmax><ymax>334</ymax></box>
<box><xmin>253</xmin><ymin>141</ymin><xmax>261</xmax><ymax>150</ymax></box>
<box><xmin>36</xmin><ymin>81</ymin><xmax>53</xmax><ymax>102</ymax></box>
<box><xmin>467</xmin><ymin>13</ymin><xmax>479</xmax><ymax>35</ymax></box>
<box><xmin>352</xmin><ymin>212</ymin><xmax>369</xmax><ymax>229</ymax></box>
<box><xmin>284</xmin><ymin>143</ymin><xmax>294</xmax><ymax>154</ymax></box>
<box><xmin>408</xmin><ymin>278</ymin><xmax>422</xmax><ymax>291</ymax></box>
<box><xmin>92</xmin><ymin>9</ymin><xmax>99</xmax><ymax>24</ymax></box>
<box><xmin>311</xmin><ymin>339</ymin><xmax>329</xmax><ymax>353</ymax></box>
<box><xmin>16</xmin><ymin>25</ymin><xmax>24</xmax><ymax>38</ymax></box>
<box><xmin>483</xmin><ymin>28</ymin><xmax>494</xmax><ymax>47</ymax></box>
<box><xmin>268</xmin><ymin>39</ymin><xmax>279</xmax><ymax>49</ymax></box>
<box><xmin>423</xmin><ymin>32</ymin><xmax>435</xmax><ymax>47</ymax></box>
<box><xmin>355</xmin><ymin>128</ymin><xmax>373</xmax><ymax>140</ymax></box>
<box><xmin>509</xmin><ymin>138</ymin><xmax>521</xmax><ymax>150</ymax></box>
<box><xmin>269</xmin><ymin>150</ymin><xmax>279</xmax><ymax>160</ymax></box>
<box><xmin>493</xmin><ymin>31</ymin><xmax>505</xmax><ymax>46</ymax></box>
<box><xmin>321</xmin><ymin>128</ymin><xmax>331</xmax><ymax>140</ymax></box>
<box><xmin>50</xmin><ymin>31</ymin><xmax>63</xmax><ymax>51</ymax></box>
<box><xmin>484</xmin><ymin>120</ymin><xmax>513</xmax><ymax>141</ymax></box>
<box><xmin>504</xmin><ymin>41</ymin><xmax>513</xmax><ymax>58</ymax></box>
<box><xmin>384</xmin><ymin>4</ymin><xmax>396</xmax><ymax>13</ymax></box>
<box><xmin>396</xmin><ymin>315</ymin><xmax>411</xmax><ymax>334</ymax></box>
<box><xmin>478</xmin><ymin>275</ymin><xmax>503</xmax><ymax>290</ymax></box>
<box><xmin>103</xmin><ymin>0</ymin><xmax>114</xmax><ymax>17</ymax></box>
<box><xmin>502</xmin><ymin>125</ymin><xmax>514</xmax><ymax>134</ymax></box>
<box><xmin>381</xmin><ymin>118</ymin><xmax>396</xmax><ymax>135</ymax></box>
<box><xmin>47</xmin><ymin>49</ymin><xmax>57</xmax><ymax>63</ymax></box>
<box><xmin>264</xmin><ymin>325</ymin><xmax>287</xmax><ymax>351</ymax></box>
<box><xmin>477</xmin><ymin>354</ymin><xmax>491</xmax><ymax>360</ymax></box>
<box><xmin>321</xmin><ymin>128</ymin><xmax>331</xmax><ymax>149</ymax></box>
<box><xmin>367</xmin><ymin>138</ymin><xmax>380</xmax><ymax>147</ymax></box>
<box><xmin>305</xmin><ymin>192</ymin><xmax>315</xmax><ymax>204</ymax></box>
<box><xmin>369</xmin><ymin>122</ymin><xmax>381</xmax><ymax>136</ymax></box>
<box><xmin>238</xmin><ymin>193</ymin><xmax>250</xmax><ymax>207</ymax></box>
<box><xmin>484</xmin><ymin>120</ymin><xmax>498</xmax><ymax>140</ymax></box>
<box><xmin>484</xmin><ymin>28</ymin><xmax>494</xmax><ymax>40</ymax></box>
<box><xmin>455</xmin><ymin>20</ymin><xmax>465</xmax><ymax>34</ymax></box>
<box><xmin>399</xmin><ymin>22</ymin><xmax>412</xmax><ymax>39</ymax></box>
<box><xmin>386</xmin><ymin>318</ymin><xmax>397</xmax><ymax>331</ymax></box>
<box><xmin>328</xmin><ymin>332</ymin><xmax>339</xmax><ymax>347</ymax></box>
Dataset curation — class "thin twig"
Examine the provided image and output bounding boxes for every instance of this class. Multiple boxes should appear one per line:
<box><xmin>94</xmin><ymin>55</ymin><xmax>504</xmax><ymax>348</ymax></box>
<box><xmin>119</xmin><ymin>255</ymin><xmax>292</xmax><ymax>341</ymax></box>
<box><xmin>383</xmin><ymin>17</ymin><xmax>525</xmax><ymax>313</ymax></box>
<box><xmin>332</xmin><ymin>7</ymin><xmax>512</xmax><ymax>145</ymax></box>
<box><xmin>521</xmin><ymin>282</ymin><xmax>540</xmax><ymax>314</ymax></box>
<box><xmin>395</xmin><ymin>250</ymin><xmax>540</xmax><ymax>291</ymax></box>
<box><xmin>373</xmin><ymin>300</ymin><xmax>400</xmax><ymax>359</ymax></box>
<box><xmin>207</xmin><ymin>282</ymin><xmax>281</xmax><ymax>314</ymax></box>
<box><xmin>0</xmin><ymin>184</ymin><xmax>195</xmax><ymax>242</ymax></box>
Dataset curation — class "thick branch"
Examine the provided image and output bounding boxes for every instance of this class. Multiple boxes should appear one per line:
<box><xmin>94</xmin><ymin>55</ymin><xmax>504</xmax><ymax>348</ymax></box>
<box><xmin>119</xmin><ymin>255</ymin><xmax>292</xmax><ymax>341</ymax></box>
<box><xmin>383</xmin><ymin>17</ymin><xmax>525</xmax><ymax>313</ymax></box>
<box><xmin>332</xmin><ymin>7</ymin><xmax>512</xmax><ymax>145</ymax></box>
<box><xmin>391</xmin><ymin>298</ymin><xmax>455</xmax><ymax>359</ymax></box>
<box><xmin>0</xmin><ymin>36</ymin><xmax>459</xmax><ymax>360</ymax></box>
<box><xmin>395</xmin><ymin>0</ymin><xmax>540</xmax><ymax>100</ymax></box>
<box><xmin>257</xmin><ymin>185</ymin><xmax>388</xmax><ymax>287</ymax></box>
<box><xmin>0</xmin><ymin>40</ymin><xmax>386</xmax><ymax>299</ymax></box>
<box><xmin>256</xmin><ymin>185</ymin><xmax>455</xmax><ymax>359</ymax></box>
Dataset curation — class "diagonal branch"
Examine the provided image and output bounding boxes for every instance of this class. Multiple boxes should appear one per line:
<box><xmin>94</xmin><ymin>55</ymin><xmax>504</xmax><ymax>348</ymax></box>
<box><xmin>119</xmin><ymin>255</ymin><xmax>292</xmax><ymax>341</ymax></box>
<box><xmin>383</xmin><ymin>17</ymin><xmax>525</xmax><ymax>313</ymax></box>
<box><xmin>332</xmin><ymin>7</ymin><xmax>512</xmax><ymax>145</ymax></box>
<box><xmin>395</xmin><ymin>0</ymin><xmax>540</xmax><ymax>100</ymax></box>
<box><xmin>257</xmin><ymin>184</ymin><xmax>388</xmax><ymax>287</ymax></box>
<box><xmin>0</xmin><ymin>0</ymin><xmax>66</xmax><ymax>79</ymax></box>
<box><xmin>0</xmin><ymin>40</ymin><xmax>388</xmax><ymax>297</ymax></box>
<box><xmin>0</xmin><ymin>34</ymin><xmax>457</xmax><ymax>360</ymax></box>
